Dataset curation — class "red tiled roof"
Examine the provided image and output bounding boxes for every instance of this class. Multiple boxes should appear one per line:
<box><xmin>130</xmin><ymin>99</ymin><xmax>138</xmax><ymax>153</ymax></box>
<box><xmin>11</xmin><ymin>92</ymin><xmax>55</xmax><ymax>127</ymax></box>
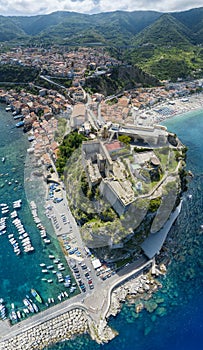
<box><xmin>105</xmin><ymin>141</ymin><xmax>123</xmax><ymax>152</ymax></box>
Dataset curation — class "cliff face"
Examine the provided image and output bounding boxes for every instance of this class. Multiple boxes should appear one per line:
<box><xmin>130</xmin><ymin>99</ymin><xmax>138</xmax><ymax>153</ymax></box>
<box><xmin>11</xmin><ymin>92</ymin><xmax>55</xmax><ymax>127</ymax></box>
<box><xmin>85</xmin><ymin>65</ymin><xmax>159</xmax><ymax>96</ymax></box>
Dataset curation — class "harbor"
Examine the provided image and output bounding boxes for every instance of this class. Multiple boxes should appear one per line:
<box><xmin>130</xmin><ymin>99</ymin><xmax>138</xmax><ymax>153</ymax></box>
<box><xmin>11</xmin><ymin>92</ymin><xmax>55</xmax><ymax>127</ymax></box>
<box><xmin>0</xmin><ymin>104</ymin><xmax>79</xmax><ymax>327</ymax></box>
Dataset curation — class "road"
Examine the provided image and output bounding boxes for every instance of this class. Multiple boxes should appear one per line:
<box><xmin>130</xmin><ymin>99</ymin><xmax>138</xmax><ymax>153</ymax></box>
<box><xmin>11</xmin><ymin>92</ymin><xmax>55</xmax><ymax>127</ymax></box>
<box><xmin>0</xmin><ymin>253</ymin><xmax>152</xmax><ymax>341</ymax></box>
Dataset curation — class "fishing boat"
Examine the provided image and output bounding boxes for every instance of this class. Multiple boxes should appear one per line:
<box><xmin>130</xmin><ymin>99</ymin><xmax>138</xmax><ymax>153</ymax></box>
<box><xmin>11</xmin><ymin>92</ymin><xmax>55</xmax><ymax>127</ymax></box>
<box><xmin>23</xmin><ymin>298</ymin><xmax>34</xmax><ymax>313</ymax></box>
<box><xmin>10</xmin><ymin>304</ymin><xmax>17</xmax><ymax>322</ymax></box>
<box><xmin>32</xmin><ymin>303</ymin><xmax>39</xmax><ymax>313</ymax></box>
<box><xmin>16</xmin><ymin>121</ymin><xmax>24</xmax><ymax>128</ymax></box>
<box><xmin>47</xmin><ymin>265</ymin><xmax>54</xmax><ymax>270</ymax></box>
<box><xmin>0</xmin><ymin>302</ymin><xmax>6</xmax><ymax>320</ymax></box>
<box><xmin>13</xmin><ymin>114</ymin><xmax>24</xmax><ymax>120</ymax></box>
<box><xmin>31</xmin><ymin>289</ymin><xmax>42</xmax><ymax>304</ymax></box>
<box><xmin>49</xmin><ymin>255</ymin><xmax>55</xmax><ymax>259</ymax></box>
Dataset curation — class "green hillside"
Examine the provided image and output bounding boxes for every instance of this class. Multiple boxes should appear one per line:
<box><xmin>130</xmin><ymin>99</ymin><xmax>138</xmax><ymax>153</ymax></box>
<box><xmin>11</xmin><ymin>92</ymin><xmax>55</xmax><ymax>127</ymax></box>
<box><xmin>0</xmin><ymin>16</ymin><xmax>27</xmax><ymax>41</ymax></box>
<box><xmin>172</xmin><ymin>7</ymin><xmax>203</xmax><ymax>43</ymax></box>
<box><xmin>133</xmin><ymin>14</ymin><xmax>194</xmax><ymax>47</ymax></box>
<box><xmin>0</xmin><ymin>8</ymin><xmax>202</xmax><ymax>81</ymax></box>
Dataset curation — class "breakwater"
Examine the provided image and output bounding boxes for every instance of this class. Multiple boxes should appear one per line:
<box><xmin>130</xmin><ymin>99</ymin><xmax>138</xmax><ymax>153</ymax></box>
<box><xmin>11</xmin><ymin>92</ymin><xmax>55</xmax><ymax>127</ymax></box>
<box><xmin>0</xmin><ymin>308</ymin><xmax>88</xmax><ymax>350</ymax></box>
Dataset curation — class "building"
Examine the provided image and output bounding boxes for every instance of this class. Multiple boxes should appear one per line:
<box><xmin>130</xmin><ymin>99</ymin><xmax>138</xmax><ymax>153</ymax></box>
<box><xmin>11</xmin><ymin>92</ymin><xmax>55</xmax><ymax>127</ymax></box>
<box><xmin>82</xmin><ymin>139</ymin><xmax>134</xmax><ymax>215</ymax></box>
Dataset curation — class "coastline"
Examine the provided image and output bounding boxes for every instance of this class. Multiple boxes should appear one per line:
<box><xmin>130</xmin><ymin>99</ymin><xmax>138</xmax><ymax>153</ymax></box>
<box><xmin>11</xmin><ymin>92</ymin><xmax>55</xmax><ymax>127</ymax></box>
<box><xmin>0</xmin><ymin>175</ymin><xmax>182</xmax><ymax>349</ymax></box>
<box><xmin>0</xmin><ymin>93</ymin><xmax>202</xmax><ymax>349</ymax></box>
<box><xmin>139</xmin><ymin>92</ymin><xmax>203</xmax><ymax>126</ymax></box>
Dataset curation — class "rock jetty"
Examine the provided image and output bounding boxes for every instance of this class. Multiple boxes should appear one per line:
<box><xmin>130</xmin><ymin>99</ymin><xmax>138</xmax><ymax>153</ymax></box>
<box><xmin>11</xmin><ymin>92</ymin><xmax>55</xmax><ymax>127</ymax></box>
<box><xmin>0</xmin><ymin>308</ymin><xmax>88</xmax><ymax>350</ymax></box>
<box><xmin>106</xmin><ymin>267</ymin><xmax>164</xmax><ymax>319</ymax></box>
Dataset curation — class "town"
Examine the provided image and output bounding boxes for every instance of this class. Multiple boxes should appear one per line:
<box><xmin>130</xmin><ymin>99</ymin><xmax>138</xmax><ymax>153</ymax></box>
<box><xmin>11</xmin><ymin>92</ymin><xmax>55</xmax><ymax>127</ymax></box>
<box><xmin>0</xmin><ymin>45</ymin><xmax>200</xmax><ymax>349</ymax></box>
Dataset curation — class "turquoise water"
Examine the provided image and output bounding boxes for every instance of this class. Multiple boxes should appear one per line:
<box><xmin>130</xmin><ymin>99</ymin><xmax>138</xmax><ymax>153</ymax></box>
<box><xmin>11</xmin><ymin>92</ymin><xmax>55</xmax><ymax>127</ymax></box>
<box><xmin>0</xmin><ymin>104</ymin><xmax>78</xmax><ymax>319</ymax></box>
<box><xmin>47</xmin><ymin>108</ymin><xmax>203</xmax><ymax>350</ymax></box>
<box><xmin>1</xmin><ymin>103</ymin><xmax>203</xmax><ymax>349</ymax></box>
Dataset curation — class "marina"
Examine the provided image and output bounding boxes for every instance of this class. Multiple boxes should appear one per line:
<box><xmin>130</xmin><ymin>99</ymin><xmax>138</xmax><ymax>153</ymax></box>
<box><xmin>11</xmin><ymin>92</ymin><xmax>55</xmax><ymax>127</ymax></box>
<box><xmin>0</xmin><ymin>104</ymin><xmax>79</xmax><ymax>325</ymax></box>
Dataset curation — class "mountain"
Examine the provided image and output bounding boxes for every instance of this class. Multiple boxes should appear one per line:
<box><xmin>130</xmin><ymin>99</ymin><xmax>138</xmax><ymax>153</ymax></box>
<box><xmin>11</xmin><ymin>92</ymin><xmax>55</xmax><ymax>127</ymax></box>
<box><xmin>0</xmin><ymin>16</ymin><xmax>27</xmax><ymax>41</ymax></box>
<box><xmin>0</xmin><ymin>8</ymin><xmax>200</xmax><ymax>47</ymax></box>
<box><xmin>133</xmin><ymin>13</ymin><xmax>194</xmax><ymax>47</ymax></box>
<box><xmin>172</xmin><ymin>7</ymin><xmax>203</xmax><ymax>43</ymax></box>
<box><xmin>0</xmin><ymin>8</ymin><xmax>202</xmax><ymax>81</ymax></box>
<box><xmin>10</xmin><ymin>10</ymin><xmax>162</xmax><ymax>41</ymax></box>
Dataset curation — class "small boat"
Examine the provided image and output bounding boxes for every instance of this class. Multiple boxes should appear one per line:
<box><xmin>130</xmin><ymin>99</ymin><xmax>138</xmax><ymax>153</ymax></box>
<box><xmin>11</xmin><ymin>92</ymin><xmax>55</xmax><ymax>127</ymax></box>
<box><xmin>28</xmin><ymin>136</ymin><xmax>35</xmax><ymax>142</ymax></box>
<box><xmin>40</xmin><ymin>263</ymin><xmax>46</xmax><ymax>267</ymax></box>
<box><xmin>58</xmin><ymin>267</ymin><xmax>65</xmax><ymax>271</ymax></box>
<box><xmin>31</xmin><ymin>289</ymin><xmax>42</xmax><ymax>304</ymax></box>
<box><xmin>47</xmin><ymin>265</ymin><xmax>54</xmax><ymax>270</ymax></box>
<box><xmin>23</xmin><ymin>298</ymin><xmax>34</xmax><ymax>313</ymax></box>
<box><xmin>10</xmin><ymin>304</ymin><xmax>17</xmax><ymax>321</ymax></box>
<box><xmin>13</xmin><ymin>114</ymin><xmax>24</xmax><ymax>120</ymax></box>
<box><xmin>16</xmin><ymin>310</ymin><xmax>21</xmax><ymax>319</ymax></box>
<box><xmin>53</xmin><ymin>259</ymin><xmax>60</xmax><ymax>264</ymax></box>
<box><xmin>2</xmin><ymin>157</ymin><xmax>5</xmax><ymax>163</ymax></box>
<box><xmin>16</xmin><ymin>121</ymin><xmax>24</xmax><ymax>128</ymax></box>
<box><xmin>33</xmin><ymin>303</ymin><xmax>39</xmax><ymax>312</ymax></box>
<box><xmin>0</xmin><ymin>302</ymin><xmax>7</xmax><ymax>320</ymax></box>
<box><xmin>49</xmin><ymin>255</ymin><xmax>55</xmax><ymax>259</ymax></box>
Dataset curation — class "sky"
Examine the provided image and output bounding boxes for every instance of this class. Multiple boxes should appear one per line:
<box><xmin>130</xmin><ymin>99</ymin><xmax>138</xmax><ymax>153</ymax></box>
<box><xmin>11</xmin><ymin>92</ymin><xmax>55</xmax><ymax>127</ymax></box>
<box><xmin>0</xmin><ymin>0</ymin><xmax>202</xmax><ymax>17</ymax></box>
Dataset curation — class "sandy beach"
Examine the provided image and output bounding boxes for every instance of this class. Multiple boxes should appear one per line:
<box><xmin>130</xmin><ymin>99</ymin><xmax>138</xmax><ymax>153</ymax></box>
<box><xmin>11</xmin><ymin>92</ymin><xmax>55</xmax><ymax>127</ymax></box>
<box><xmin>133</xmin><ymin>92</ymin><xmax>203</xmax><ymax>126</ymax></box>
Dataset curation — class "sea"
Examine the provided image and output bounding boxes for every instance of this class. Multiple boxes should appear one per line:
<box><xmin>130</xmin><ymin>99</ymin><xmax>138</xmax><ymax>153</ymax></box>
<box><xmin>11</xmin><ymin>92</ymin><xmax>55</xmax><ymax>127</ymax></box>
<box><xmin>1</xmin><ymin>104</ymin><xmax>203</xmax><ymax>350</ymax></box>
<box><xmin>0</xmin><ymin>104</ymin><xmax>79</xmax><ymax>316</ymax></box>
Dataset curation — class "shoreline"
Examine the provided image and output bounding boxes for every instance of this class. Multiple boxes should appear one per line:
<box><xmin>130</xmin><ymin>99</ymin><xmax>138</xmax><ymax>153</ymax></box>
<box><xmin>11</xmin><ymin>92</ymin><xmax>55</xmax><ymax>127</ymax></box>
<box><xmin>136</xmin><ymin>92</ymin><xmax>203</xmax><ymax>126</ymax></box>
<box><xmin>0</xmin><ymin>91</ymin><xmax>198</xmax><ymax>349</ymax></box>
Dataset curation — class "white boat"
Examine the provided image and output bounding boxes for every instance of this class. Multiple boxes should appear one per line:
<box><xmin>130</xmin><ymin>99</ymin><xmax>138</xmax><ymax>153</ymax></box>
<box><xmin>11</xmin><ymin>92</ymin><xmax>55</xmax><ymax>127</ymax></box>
<box><xmin>23</xmin><ymin>298</ymin><xmax>34</xmax><ymax>313</ymax></box>
<box><xmin>13</xmin><ymin>200</ymin><xmax>22</xmax><ymax>209</ymax></box>
<box><xmin>33</xmin><ymin>303</ymin><xmax>39</xmax><ymax>313</ymax></box>
<box><xmin>16</xmin><ymin>310</ymin><xmax>21</xmax><ymax>319</ymax></box>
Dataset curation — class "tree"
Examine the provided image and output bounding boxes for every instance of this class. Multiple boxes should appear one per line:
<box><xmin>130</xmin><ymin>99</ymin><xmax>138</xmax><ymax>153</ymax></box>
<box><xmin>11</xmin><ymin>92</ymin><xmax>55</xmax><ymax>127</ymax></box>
<box><xmin>118</xmin><ymin>135</ymin><xmax>131</xmax><ymax>145</ymax></box>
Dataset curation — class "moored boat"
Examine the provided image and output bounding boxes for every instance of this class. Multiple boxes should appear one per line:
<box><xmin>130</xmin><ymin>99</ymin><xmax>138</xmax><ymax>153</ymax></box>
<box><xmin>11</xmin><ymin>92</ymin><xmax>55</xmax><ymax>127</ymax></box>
<box><xmin>30</xmin><ymin>289</ymin><xmax>42</xmax><ymax>304</ymax></box>
<box><xmin>23</xmin><ymin>298</ymin><xmax>34</xmax><ymax>313</ymax></box>
<box><xmin>16</xmin><ymin>121</ymin><xmax>24</xmax><ymax>128</ymax></box>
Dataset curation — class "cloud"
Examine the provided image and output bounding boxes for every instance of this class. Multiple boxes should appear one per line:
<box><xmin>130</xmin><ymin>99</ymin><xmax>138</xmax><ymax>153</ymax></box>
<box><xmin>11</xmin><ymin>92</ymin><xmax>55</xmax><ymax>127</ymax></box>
<box><xmin>0</xmin><ymin>0</ymin><xmax>202</xmax><ymax>16</ymax></box>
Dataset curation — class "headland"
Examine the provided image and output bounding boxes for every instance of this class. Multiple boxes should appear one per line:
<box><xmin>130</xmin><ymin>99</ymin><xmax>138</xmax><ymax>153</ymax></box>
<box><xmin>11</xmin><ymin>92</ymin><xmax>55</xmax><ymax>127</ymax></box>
<box><xmin>0</xmin><ymin>46</ymin><xmax>201</xmax><ymax>349</ymax></box>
